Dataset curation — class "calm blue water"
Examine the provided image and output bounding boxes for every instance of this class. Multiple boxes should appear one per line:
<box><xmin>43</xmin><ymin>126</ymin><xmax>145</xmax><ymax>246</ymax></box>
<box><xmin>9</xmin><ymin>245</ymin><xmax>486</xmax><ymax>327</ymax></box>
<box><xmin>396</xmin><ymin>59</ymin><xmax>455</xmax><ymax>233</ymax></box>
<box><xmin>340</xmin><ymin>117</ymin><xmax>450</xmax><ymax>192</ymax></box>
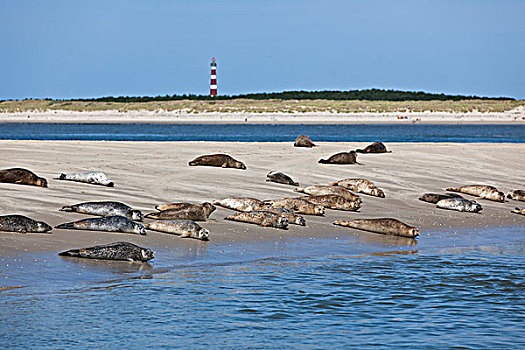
<box><xmin>0</xmin><ymin>123</ymin><xmax>524</xmax><ymax>142</ymax></box>
<box><xmin>1</xmin><ymin>226</ymin><xmax>524</xmax><ymax>349</ymax></box>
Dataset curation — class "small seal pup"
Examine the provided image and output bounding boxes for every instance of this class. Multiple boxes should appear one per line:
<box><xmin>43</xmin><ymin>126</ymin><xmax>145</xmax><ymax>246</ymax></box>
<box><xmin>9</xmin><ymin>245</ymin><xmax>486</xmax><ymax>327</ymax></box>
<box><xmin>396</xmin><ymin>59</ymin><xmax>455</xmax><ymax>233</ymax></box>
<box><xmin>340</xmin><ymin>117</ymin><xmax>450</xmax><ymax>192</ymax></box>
<box><xmin>145</xmin><ymin>220</ymin><xmax>210</xmax><ymax>240</ymax></box>
<box><xmin>294</xmin><ymin>135</ymin><xmax>316</xmax><ymax>148</ymax></box>
<box><xmin>59</xmin><ymin>242</ymin><xmax>154</xmax><ymax>262</ymax></box>
<box><xmin>265</xmin><ymin>207</ymin><xmax>306</xmax><ymax>226</ymax></box>
<box><xmin>59</xmin><ymin>172</ymin><xmax>114</xmax><ymax>186</ymax></box>
<box><xmin>145</xmin><ymin>203</ymin><xmax>215</xmax><ymax>221</ymax></box>
<box><xmin>507</xmin><ymin>190</ymin><xmax>525</xmax><ymax>202</ymax></box>
<box><xmin>155</xmin><ymin>202</ymin><xmax>214</xmax><ymax>212</ymax></box>
<box><xmin>55</xmin><ymin>215</ymin><xmax>147</xmax><ymax>235</ymax></box>
<box><xmin>59</xmin><ymin>201</ymin><xmax>143</xmax><ymax>221</ymax></box>
<box><xmin>188</xmin><ymin>154</ymin><xmax>246</xmax><ymax>170</ymax></box>
<box><xmin>446</xmin><ymin>185</ymin><xmax>505</xmax><ymax>202</ymax></box>
<box><xmin>418</xmin><ymin>193</ymin><xmax>463</xmax><ymax>204</ymax></box>
<box><xmin>511</xmin><ymin>208</ymin><xmax>525</xmax><ymax>216</ymax></box>
<box><xmin>436</xmin><ymin>198</ymin><xmax>483</xmax><ymax>213</ymax></box>
<box><xmin>318</xmin><ymin>151</ymin><xmax>360</xmax><ymax>165</ymax></box>
<box><xmin>0</xmin><ymin>168</ymin><xmax>47</xmax><ymax>187</ymax></box>
<box><xmin>355</xmin><ymin>142</ymin><xmax>391</xmax><ymax>154</ymax></box>
<box><xmin>264</xmin><ymin>198</ymin><xmax>325</xmax><ymax>216</ymax></box>
<box><xmin>225</xmin><ymin>211</ymin><xmax>289</xmax><ymax>229</ymax></box>
<box><xmin>330</xmin><ymin>178</ymin><xmax>385</xmax><ymax>198</ymax></box>
<box><xmin>302</xmin><ymin>195</ymin><xmax>361</xmax><ymax>211</ymax></box>
<box><xmin>294</xmin><ymin>185</ymin><xmax>361</xmax><ymax>202</ymax></box>
<box><xmin>212</xmin><ymin>197</ymin><xmax>268</xmax><ymax>212</ymax></box>
<box><xmin>333</xmin><ymin>218</ymin><xmax>419</xmax><ymax>238</ymax></box>
<box><xmin>266</xmin><ymin>171</ymin><xmax>299</xmax><ymax>186</ymax></box>
<box><xmin>0</xmin><ymin>215</ymin><xmax>52</xmax><ymax>233</ymax></box>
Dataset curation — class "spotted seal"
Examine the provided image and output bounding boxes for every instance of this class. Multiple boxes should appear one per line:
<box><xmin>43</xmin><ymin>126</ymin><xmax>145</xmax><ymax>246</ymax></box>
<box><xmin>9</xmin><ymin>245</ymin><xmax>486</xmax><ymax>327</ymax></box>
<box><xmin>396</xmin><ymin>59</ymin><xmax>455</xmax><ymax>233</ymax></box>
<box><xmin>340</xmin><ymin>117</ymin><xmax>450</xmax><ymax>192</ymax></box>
<box><xmin>355</xmin><ymin>142</ymin><xmax>391</xmax><ymax>154</ymax></box>
<box><xmin>145</xmin><ymin>220</ymin><xmax>210</xmax><ymax>240</ymax></box>
<box><xmin>155</xmin><ymin>202</ymin><xmax>213</xmax><ymax>212</ymax></box>
<box><xmin>333</xmin><ymin>218</ymin><xmax>419</xmax><ymax>238</ymax></box>
<box><xmin>294</xmin><ymin>185</ymin><xmax>361</xmax><ymax>202</ymax></box>
<box><xmin>0</xmin><ymin>215</ymin><xmax>52</xmax><ymax>233</ymax></box>
<box><xmin>446</xmin><ymin>185</ymin><xmax>505</xmax><ymax>202</ymax></box>
<box><xmin>212</xmin><ymin>197</ymin><xmax>268</xmax><ymax>212</ymax></box>
<box><xmin>225</xmin><ymin>211</ymin><xmax>289</xmax><ymax>229</ymax></box>
<box><xmin>511</xmin><ymin>208</ymin><xmax>525</xmax><ymax>215</ymax></box>
<box><xmin>294</xmin><ymin>135</ymin><xmax>316</xmax><ymax>148</ymax></box>
<box><xmin>318</xmin><ymin>151</ymin><xmax>360</xmax><ymax>165</ymax></box>
<box><xmin>145</xmin><ymin>203</ymin><xmax>216</xmax><ymax>221</ymax></box>
<box><xmin>59</xmin><ymin>172</ymin><xmax>114</xmax><ymax>186</ymax></box>
<box><xmin>265</xmin><ymin>198</ymin><xmax>325</xmax><ymax>216</ymax></box>
<box><xmin>507</xmin><ymin>190</ymin><xmax>525</xmax><ymax>202</ymax></box>
<box><xmin>59</xmin><ymin>201</ymin><xmax>143</xmax><ymax>221</ymax></box>
<box><xmin>55</xmin><ymin>215</ymin><xmax>147</xmax><ymax>235</ymax></box>
<box><xmin>188</xmin><ymin>154</ymin><xmax>246</xmax><ymax>169</ymax></box>
<box><xmin>418</xmin><ymin>193</ymin><xmax>463</xmax><ymax>204</ymax></box>
<box><xmin>302</xmin><ymin>194</ymin><xmax>361</xmax><ymax>211</ymax></box>
<box><xmin>265</xmin><ymin>207</ymin><xmax>306</xmax><ymax>226</ymax></box>
<box><xmin>59</xmin><ymin>242</ymin><xmax>154</xmax><ymax>262</ymax></box>
<box><xmin>330</xmin><ymin>178</ymin><xmax>385</xmax><ymax>198</ymax></box>
<box><xmin>266</xmin><ymin>171</ymin><xmax>299</xmax><ymax>186</ymax></box>
<box><xmin>0</xmin><ymin>168</ymin><xmax>47</xmax><ymax>187</ymax></box>
<box><xmin>436</xmin><ymin>198</ymin><xmax>483</xmax><ymax>213</ymax></box>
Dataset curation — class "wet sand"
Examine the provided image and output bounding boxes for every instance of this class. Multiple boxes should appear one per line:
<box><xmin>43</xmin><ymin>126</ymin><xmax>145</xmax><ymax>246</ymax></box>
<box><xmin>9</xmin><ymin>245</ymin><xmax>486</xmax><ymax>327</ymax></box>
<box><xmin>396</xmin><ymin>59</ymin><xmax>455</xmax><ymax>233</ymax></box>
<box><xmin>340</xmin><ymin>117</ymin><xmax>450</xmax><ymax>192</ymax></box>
<box><xmin>0</xmin><ymin>141</ymin><xmax>523</xmax><ymax>257</ymax></box>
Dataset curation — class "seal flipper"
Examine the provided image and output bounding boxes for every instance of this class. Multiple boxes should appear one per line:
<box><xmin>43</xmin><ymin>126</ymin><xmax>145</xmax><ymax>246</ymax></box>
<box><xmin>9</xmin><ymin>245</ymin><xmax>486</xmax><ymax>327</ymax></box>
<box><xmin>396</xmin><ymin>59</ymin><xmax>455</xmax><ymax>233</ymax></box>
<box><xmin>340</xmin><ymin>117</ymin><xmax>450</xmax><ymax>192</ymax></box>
<box><xmin>59</xmin><ymin>173</ymin><xmax>67</xmax><ymax>180</ymax></box>
<box><xmin>59</xmin><ymin>205</ymin><xmax>76</xmax><ymax>212</ymax></box>
<box><xmin>58</xmin><ymin>248</ymin><xmax>81</xmax><ymax>257</ymax></box>
<box><xmin>55</xmin><ymin>222</ymin><xmax>75</xmax><ymax>229</ymax></box>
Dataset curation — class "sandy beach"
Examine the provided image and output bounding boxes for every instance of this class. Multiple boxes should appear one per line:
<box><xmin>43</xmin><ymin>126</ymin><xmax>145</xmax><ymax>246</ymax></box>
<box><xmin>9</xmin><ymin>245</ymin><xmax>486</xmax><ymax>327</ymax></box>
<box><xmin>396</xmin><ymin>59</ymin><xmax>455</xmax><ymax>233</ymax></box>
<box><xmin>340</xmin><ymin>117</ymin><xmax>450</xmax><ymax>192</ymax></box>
<box><xmin>0</xmin><ymin>140</ymin><xmax>523</xmax><ymax>257</ymax></box>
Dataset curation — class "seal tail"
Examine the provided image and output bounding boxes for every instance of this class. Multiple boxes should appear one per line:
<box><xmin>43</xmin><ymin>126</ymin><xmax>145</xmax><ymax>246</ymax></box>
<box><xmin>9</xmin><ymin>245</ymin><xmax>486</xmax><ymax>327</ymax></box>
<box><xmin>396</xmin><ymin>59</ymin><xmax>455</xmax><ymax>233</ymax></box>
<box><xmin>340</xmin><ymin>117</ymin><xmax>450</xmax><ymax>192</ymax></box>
<box><xmin>188</xmin><ymin>161</ymin><xmax>196</xmax><ymax>166</ymax></box>
<box><xmin>106</xmin><ymin>182</ymin><xmax>115</xmax><ymax>187</ymax></box>
<box><xmin>55</xmin><ymin>222</ymin><xmax>75</xmax><ymax>229</ymax></box>
<box><xmin>446</xmin><ymin>187</ymin><xmax>459</xmax><ymax>192</ymax></box>
<box><xmin>58</xmin><ymin>249</ymin><xmax>81</xmax><ymax>257</ymax></box>
<box><xmin>318</xmin><ymin>159</ymin><xmax>329</xmax><ymax>164</ymax></box>
<box><xmin>59</xmin><ymin>205</ymin><xmax>75</xmax><ymax>212</ymax></box>
<box><xmin>355</xmin><ymin>149</ymin><xmax>365</xmax><ymax>153</ymax></box>
<box><xmin>144</xmin><ymin>213</ymin><xmax>159</xmax><ymax>219</ymax></box>
<box><xmin>511</xmin><ymin>207</ymin><xmax>521</xmax><ymax>214</ymax></box>
<box><xmin>294</xmin><ymin>187</ymin><xmax>305</xmax><ymax>193</ymax></box>
<box><xmin>292</xmin><ymin>182</ymin><xmax>299</xmax><ymax>186</ymax></box>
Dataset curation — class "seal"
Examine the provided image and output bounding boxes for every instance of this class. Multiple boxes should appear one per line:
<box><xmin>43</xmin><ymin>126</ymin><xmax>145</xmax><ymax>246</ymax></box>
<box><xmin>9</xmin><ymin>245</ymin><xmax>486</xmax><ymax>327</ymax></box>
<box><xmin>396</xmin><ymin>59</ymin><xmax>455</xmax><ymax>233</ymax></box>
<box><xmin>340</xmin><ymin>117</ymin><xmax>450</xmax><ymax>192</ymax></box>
<box><xmin>212</xmin><ymin>197</ymin><xmax>268</xmax><ymax>212</ymax></box>
<box><xmin>145</xmin><ymin>220</ymin><xmax>210</xmax><ymax>240</ymax></box>
<box><xmin>264</xmin><ymin>198</ymin><xmax>325</xmax><ymax>215</ymax></box>
<box><xmin>0</xmin><ymin>168</ymin><xmax>47</xmax><ymax>187</ymax></box>
<box><xmin>155</xmin><ymin>202</ymin><xmax>215</xmax><ymax>213</ymax></box>
<box><xmin>330</xmin><ymin>178</ymin><xmax>385</xmax><ymax>198</ymax></box>
<box><xmin>0</xmin><ymin>215</ymin><xmax>52</xmax><ymax>233</ymax></box>
<box><xmin>266</xmin><ymin>171</ymin><xmax>299</xmax><ymax>186</ymax></box>
<box><xmin>265</xmin><ymin>207</ymin><xmax>306</xmax><ymax>226</ymax></box>
<box><xmin>59</xmin><ymin>172</ymin><xmax>114</xmax><ymax>186</ymax></box>
<box><xmin>294</xmin><ymin>185</ymin><xmax>361</xmax><ymax>202</ymax></box>
<box><xmin>59</xmin><ymin>201</ymin><xmax>143</xmax><ymax>221</ymax></box>
<box><xmin>333</xmin><ymin>218</ymin><xmax>419</xmax><ymax>238</ymax></box>
<box><xmin>318</xmin><ymin>151</ymin><xmax>360</xmax><ymax>165</ymax></box>
<box><xmin>55</xmin><ymin>215</ymin><xmax>147</xmax><ymax>235</ymax></box>
<box><xmin>511</xmin><ymin>208</ymin><xmax>525</xmax><ymax>216</ymax></box>
<box><xmin>59</xmin><ymin>241</ymin><xmax>154</xmax><ymax>262</ymax></box>
<box><xmin>225</xmin><ymin>211</ymin><xmax>289</xmax><ymax>229</ymax></box>
<box><xmin>436</xmin><ymin>198</ymin><xmax>483</xmax><ymax>213</ymax></box>
<box><xmin>446</xmin><ymin>185</ymin><xmax>505</xmax><ymax>202</ymax></box>
<box><xmin>507</xmin><ymin>190</ymin><xmax>525</xmax><ymax>202</ymax></box>
<box><xmin>355</xmin><ymin>142</ymin><xmax>391</xmax><ymax>154</ymax></box>
<box><xmin>418</xmin><ymin>193</ymin><xmax>463</xmax><ymax>204</ymax></box>
<box><xmin>294</xmin><ymin>135</ymin><xmax>316</xmax><ymax>148</ymax></box>
<box><xmin>145</xmin><ymin>203</ymin><xmax>216</xmax><ymax>221</ymax></box>
<box><xmin>302</xmin><ymin>194</ymin><xmax>361</xmax><ymax>211</ymax></box>
<box><xmin>188</xmin><ymin>154</ymin><xmax>246</xmax><ymax>169</ymax></box>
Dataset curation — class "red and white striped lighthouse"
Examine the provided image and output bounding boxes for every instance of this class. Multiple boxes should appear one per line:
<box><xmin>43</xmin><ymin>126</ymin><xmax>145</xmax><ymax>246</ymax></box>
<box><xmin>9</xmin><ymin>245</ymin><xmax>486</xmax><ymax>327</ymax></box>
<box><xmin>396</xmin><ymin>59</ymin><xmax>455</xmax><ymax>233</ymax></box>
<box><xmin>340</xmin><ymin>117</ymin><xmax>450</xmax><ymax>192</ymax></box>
<box><xmin>210</xmin><ymin>57</ymin><xmax>217</xmax><ymax>96</ymax></box>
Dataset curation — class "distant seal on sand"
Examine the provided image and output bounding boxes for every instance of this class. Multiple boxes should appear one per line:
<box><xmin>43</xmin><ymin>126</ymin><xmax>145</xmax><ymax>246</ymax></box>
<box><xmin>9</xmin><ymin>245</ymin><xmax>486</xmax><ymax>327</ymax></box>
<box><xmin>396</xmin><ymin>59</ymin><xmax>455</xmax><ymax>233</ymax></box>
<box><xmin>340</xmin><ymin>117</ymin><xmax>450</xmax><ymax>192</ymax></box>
<box><xmin>59</xmin><ymin>172</ymin><xmax>114</xmax><ymax>186</ymax></box>
<box><xmin>303</xmin><ymin>194</ymin><xmax>361</xmax><ymax>211</ymax></box>
<box><xmin>507</xmin><ymin>190</ymin><xmax>525</xmax><ymax>202</ymax></box>
<box><xmin>294</xmin><ymin>185</ymin><xmax>361</xmax><ymax>202</ymax></box>
<box><xmin>318</xmin><ymin>151</ymin><xmax>360</xmax><ymax>165</ymax></box>
<box><xmin>0</xmin><ymin>215</ymin><xmax>52</xmax><ymax>233</ymax></box>
<box><xmin>436</xmin><ymin>198</ymin><xmax>483</xmax><ymax>213</ymax></box>
<box><xmin>155</xmin><ymin>202</ymin><xmax>214</xmax><ymax>213</ymax></box>
<box><xmin>59</xmin><ymin>201</ymin><xmax>143</xmax><ymax>221</ymax></box>
<box><xmin>59</xmin><ymin>242</ymin><xmax>154</xmax><ymax>262</ymax></box>
<box><xmin>0</xmin><ymin>168</ymin><xmax>47</xmax><ymax>187</ymax></box>
<box><xmin>212</xmin><ymin>197</ymin><xmax>268</xmax><ymax>212</ymax></box>
<box><xmin>418</xmin><ymin>193</ymin><xmax>463</xmax><ymax>204</ymax></box>
<box><xmin>294</xmin><ymin>135</ymin><xmax>316</xmax><ymax>148</ymax></box>
<box><xmin>333</xmin><ymin>218</ymin><xmax>419</xmax><ymax>238</ymax></box>
<box><xmin>55</xmin><ymin>215</ymin><xmax>147</xmax><ymax>235</ymax></box>
<box><xmin>225</xmin><ymin>211</ymin><xmax>289</xmax><ymax>229</ymax></box>
<box><xmin>188</xmin><ymin>154</ymin><xmax>246</xmax><ymax>169</ymax></box>
<box><xmin>511</xmin><ymin>208</ymin><xmax>525</xmax><ymax>216</ymax></box>
<box><xmin>266</xmin><ymin>171</ymin><xmax>299</xmax><ymax>186</ymax></box>
<box><xmin>330</xmin><ymin>178</ymin><xmax>385</xmax><ymax>198</ymax></box>
<box><xmin>145</xmin><ymin>203</ymin><xmax>216</xmax><ymax>221</ymax></box>
<box><xmin>355</xmin><ymin>142</ymin><xmax>391</xmax><ymax>154</ymax></box>
<box><xmin>145</xmin><ymin>220</ymin><xmax>210</xmax><ymax>240</ymax></box>
<box><xmin>264</xmin><ymin>198</ymin><xmax>325</xmax><ymax>216</ymax></box>
<box><xmin>265</xmin><ymin>207</ymin><xmax>306</xmax><ymax>226</ymax></box>
<box><xmin>446</xmin><ymin>185</ymin><xmax>505</xmax><ymax>202</ymax></box>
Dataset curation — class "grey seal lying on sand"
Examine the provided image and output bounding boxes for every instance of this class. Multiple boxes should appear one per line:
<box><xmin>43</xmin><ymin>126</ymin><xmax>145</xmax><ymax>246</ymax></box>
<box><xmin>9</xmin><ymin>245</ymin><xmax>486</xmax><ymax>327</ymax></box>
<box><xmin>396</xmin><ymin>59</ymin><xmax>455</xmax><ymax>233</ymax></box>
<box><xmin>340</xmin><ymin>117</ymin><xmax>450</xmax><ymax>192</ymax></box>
<box><xmin>355</xmin><ymin>142</ymin><xmax>391</xmax><ymax>154</ymax></box>
<box><xmin>507</xmin><ymin>190</ymin><xmax>525</xmax><ymax>202</ymax></box>
<box><xmin>60</xmin><ymin>201</ymin><xmax>143</xmax><ymax>221</ymax></box>
<box><xmin>59</xmin><ymin>242</ymin><xmax>154</xmax><ymax>262</ymax></box>
<box><xmin>0</xmin><ymin>168</ymin><xmax>47</xmax><ymax>187</ymax></box>
<box><xmin>0</xmin><ymin>215</ymin><xmax>52</xmax><ymax>233</ymax></box>
<box><xmin>55</xmin><ymin>215</ymin><xmax>147</xmax><ymax>235</ymax></box>
<box><xmin>295</xmin><ymin>185</ymin><xmax>361</xmax><ymax>202</ymax></box>
<box><xmin>225</xmin><ymin>211</ymin><xmax>289</xmax><ymax>229</ymax></box>
<box><xmin>294</xmin><ymin>135</ymin><xmax>316</xmax><ymax>148</ymax></box>
<box><xmin>418</xmin><ymin>193</ymin><xmax>463</xmax><ymax>204</ymax></box>
<box><xmin>145</xmin><ymin>203</ymin><xmax>216</xmax><ymax>221</ymax></box>
<box><xmin>265</xmin><ymin>198</ymin><xmax>325</xmax><ymax>216</ymax></box>
<box><xmin>302</xmin><ymin>194</ymin><xmax>361</xmax><ymax>211</ymax></box>
<box><xmin>188</xmin><ymin>154</ymin><xmax>246</xmax><ymax>169</ymax></box>
<box><xmin>59</xmin><ymin>172</ymin><xmax>114</xmax><ymax>186</ymax></box>
<box><xmin>266</xmin><ymin>171</ymin><xmax>299</xmax><ymax>186</ymax></box>
<box><xmin>333</xmin><ymin>218</ymin><xmax>419</xmax><ymax>238</ymax></box>
<box><xmin>330</xmin><ymin>178</ymin><xmax>385</xmax><ymax>198</ymax></box>
<box><xmin>446</xmin><ymin>185</ymin><xmax>505</xmax><ymax>202</ymax></box>
<box><xmin>318</xmin><ymin>151</ymin><xmax>360</xmax><ymax>165</ymax></box>
<box><xmin>264</xmin><ymin>207</ymin><xmax>306</xmax><ymax>226</ymax></box>
<box><xmin>436</xmin><ymin>198</ymin><xmax>483</xmax><ymax>213</ymax></box>
<box><xmin>145</xmin><ymin>220</ymin><xmax>210</xmax><ymax>240</ymax></box>
<box><xmin>212</xmin><ymin>197</ymin><xmax>268</xmax><ymax>212</ymax></box>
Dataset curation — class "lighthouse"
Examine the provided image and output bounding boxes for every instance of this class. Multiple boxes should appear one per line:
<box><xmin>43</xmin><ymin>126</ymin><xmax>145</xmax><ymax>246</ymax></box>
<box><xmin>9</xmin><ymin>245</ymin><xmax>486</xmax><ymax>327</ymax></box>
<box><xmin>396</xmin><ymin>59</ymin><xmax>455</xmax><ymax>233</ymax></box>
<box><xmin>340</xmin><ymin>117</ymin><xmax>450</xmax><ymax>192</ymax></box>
<box><xmin>210</xmin><ymin>57</ymin><xmax>217</xmax><ymax>96</ymax></box>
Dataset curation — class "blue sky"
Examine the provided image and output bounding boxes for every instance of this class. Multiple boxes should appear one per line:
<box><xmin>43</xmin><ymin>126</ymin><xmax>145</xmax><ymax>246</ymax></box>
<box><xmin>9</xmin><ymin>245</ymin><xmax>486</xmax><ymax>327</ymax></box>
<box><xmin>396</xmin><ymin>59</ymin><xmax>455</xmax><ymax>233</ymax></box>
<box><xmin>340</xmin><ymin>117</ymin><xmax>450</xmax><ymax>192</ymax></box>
<box><xmin>1</xmin><ymin>0</ymin><xmax>524</xmax><ymax>99</ymax></box>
